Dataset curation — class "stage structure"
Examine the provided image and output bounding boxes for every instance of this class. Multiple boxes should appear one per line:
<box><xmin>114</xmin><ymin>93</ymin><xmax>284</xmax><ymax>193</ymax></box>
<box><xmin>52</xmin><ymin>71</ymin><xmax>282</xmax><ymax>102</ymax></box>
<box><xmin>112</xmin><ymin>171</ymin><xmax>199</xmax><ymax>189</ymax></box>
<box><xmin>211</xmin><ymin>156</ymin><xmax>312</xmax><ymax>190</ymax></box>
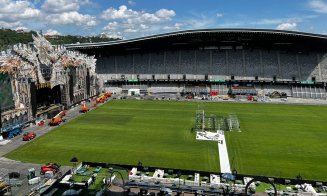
<box><xmin>0</xmin><ymin>33</ymin><xmax>99</xmax><ymax>133</ymax></box>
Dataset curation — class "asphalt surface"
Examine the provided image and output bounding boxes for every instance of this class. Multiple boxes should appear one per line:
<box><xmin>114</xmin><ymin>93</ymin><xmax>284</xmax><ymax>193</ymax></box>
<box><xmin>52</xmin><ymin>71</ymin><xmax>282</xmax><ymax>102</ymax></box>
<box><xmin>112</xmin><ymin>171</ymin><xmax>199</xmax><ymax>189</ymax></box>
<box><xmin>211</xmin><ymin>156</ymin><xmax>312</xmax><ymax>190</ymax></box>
<box><xmin>0</xmin><ymin>101</ymin><xmax>91</xmax><ymax>196</ymax></box>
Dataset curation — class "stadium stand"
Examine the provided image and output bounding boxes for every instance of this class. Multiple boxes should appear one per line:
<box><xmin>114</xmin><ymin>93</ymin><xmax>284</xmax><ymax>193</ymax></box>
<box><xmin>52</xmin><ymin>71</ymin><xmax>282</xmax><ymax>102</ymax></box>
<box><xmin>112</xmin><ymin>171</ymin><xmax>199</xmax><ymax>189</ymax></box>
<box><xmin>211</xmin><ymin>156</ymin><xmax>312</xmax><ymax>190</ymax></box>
<box><xmin>258</xmin><ymin>84</ymin><xmax>292</xmax><ymax>97</ymax></box>
<box><xmin>244</xmin><ymin>50</ymin><xmax>261</xmax><ymax>78</ymax></box>
<box><xmin>279</xmin><ymin>52</ymin><xmax>298</xmax><ymax>81</ymax></box>
<box><xmin>150</xmin><ymin>52</ymin><xmax>165</xmax><ymax>74</ymax></box>
<box><xmin>292</xmin><ymin>86</ymin><xmax>326</xmax><ymax>99</ymax></box>
<box><xmin>227</xmin><ymin>50</ymin><xmax>244</xmax><ymax>78</ymax></box>
<box><xmin>298</xmin><ymin>53</ymin><xmax>318</xmax><ymax>81</ymax></box>
<box><xmin>117</xmin><ymin>55</ymin><xmax>133</xmax><ymax>74</ymax></box>
<box><xmin>166</xmin><ymin>51</ymin><xmax>180</xmax><ymax>74</ymax></box>
<box><xmin>180</xmin><ymin>50</ymin><xmax>195</xmax><ymax>74</ymax></box>
<box><xmin>196</xmin><ymin>50</ymin><xmax>211</xmax><ymax>75</ymax></box>
<box><xmin>134</xmin><ymin>53</ymin><xmax>150</xmax><ymax>74</ymax></box>
<box><xmin>66</xmin><ymin>29</ymin><xmax>327</xmax><ymax>99</ymax></box>
<box><xmin>211</xmin><ymin>84</ymin><xmax>228</xmax><ymax>95</ymax></box>
<box><xmin>212</xmin><ymin>50</ymin><xmax>227</xmax><ymax>76</ymax></box>
<box><xmin>93</xmin><ymin>49</ymin><xmax>325</xmax><ymax>82</ymax></box>
<box><xmin>319</xmin><ymin>53</ymin><xmax>327</xmax><ymax>81</ymax></box>
<box><xmin>122</xmin><ymin>84</ymin><xmax>148</xmax><ymax>91</ymax></box>
<box><xmin>149</xmin><ymin>84</ymin><xmax>180</xmax><ymax>94</ymax></box>
<box><xmin>261</xmin><ymin>51</ymin><xmax>279</xmax><ymax>79</ymax></box>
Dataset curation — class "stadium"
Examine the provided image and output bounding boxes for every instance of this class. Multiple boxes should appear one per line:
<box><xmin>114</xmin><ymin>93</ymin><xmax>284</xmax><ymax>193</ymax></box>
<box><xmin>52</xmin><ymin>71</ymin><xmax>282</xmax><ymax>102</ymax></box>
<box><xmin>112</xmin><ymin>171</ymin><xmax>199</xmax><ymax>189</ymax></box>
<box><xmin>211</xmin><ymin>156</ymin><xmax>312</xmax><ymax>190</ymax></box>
<box><xmin>67</xmin><ymin>28</ymin><xmax>327</xmax><ymax>98</ymax></box>
<box><xmin>1</xmin><ymin>29</ymin><xmax>327</xmax><ymax>195</ymax></box>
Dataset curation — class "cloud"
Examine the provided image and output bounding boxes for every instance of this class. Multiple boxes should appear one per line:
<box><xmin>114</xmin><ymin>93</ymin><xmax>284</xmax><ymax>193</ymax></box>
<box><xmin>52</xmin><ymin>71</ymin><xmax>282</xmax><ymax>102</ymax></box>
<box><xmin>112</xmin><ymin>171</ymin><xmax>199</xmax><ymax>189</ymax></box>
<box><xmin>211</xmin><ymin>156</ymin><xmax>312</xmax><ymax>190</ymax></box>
<box><xmin>0</xmin><ymin>0</ymin><xmax>40</xmax><ymax>22</ymax></box>
<box><xmin>80</xmin><ymin>0</ymin><xmax>93</xmax><ymax>5</ymax></box>
<box><xmin>101</xmin><ymin>5</ymin><xmax>176</xmax><ymax>37</ymax></box>
<box><xmin>0</xmin><ymin>21</ymin><xmax>23</xmax><ymax>29</ymax></box>
<box><xmin>124</xmin><ymin>28</ymin><xmax>138</xmax><ymax>33</ymax></box>
<box><xmin>40</xmin><ymin>0</ymin><xmax>97</xmax><ymax>28</ymax></box>
<box><xmin>46</xmin><ymin>11</ymin><xmax>97</xmax><ymax>27</ymax></box>
<box><xmin>101</xmin><ymin>5</ymin><xmax>137</xmax><ymax>20</ymax></box>
<box><xmin>101</xmin><ymin>5</ymin><xmax>175</xmax><ymax>24</ymax></box>
<box><xmin>44</xmin><ymin>29</ymin><xmax>61</xmax><ymax>36</ymax></box>
<box><xmin>216</xmin><ymin>13</ymin><xmax>223</xmax><ymax>18</ymax></box>
<box><xmin>103</xmin><ymin>21</ymin><xmax>119</xmax><ymax>31</ymax></box>
<box><xmin>100</xmin><ymin>31</ymin><xmax>123</xmax><ymax>39</ymax></box>
<box><xmin>41</xmin><ymin>0</ymin><xmax>80</xmax><ymax>13</ymax></box>
<box><xmin>276</xmin><ymin>22</ymin><xmax>297</xmax><ymax>30</ymax></box>
<box><xmin>308</xmin><ymin>0</ymin><xmax>327</xmax><ymax>14</ymax></box>
<box><xmin>155</xmin><ymin>9</ymin><xmax>176</xmax><ymax>20</ymax></box>
<box><xmin>128</xmin><ymin>0</ymin><xmax>135</xmax><ymax>6</ymax></box>
<box><xmin>162</xmin><ymin>23</ymin><xmax>183</xmax><ymax>31</ymax></box>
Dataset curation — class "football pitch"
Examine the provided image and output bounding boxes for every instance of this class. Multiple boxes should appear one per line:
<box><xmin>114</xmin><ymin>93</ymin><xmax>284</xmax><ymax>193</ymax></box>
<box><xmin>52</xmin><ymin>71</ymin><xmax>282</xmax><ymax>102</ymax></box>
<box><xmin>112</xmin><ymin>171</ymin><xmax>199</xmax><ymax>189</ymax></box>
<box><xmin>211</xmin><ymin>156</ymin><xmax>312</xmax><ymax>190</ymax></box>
<box><xmin>6</xmin><ymin>100</ymin><xmax>327</xmax><ymax>181</ymax></box>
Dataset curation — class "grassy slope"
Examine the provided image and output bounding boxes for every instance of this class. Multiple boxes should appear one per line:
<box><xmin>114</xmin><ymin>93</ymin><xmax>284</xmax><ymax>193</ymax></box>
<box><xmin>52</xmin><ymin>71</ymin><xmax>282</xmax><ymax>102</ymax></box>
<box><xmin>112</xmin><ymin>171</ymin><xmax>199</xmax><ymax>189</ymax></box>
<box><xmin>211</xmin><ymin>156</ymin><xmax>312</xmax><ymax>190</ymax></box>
<box><xmin>6</xmin><ymin>100</ymin><xmax>327</xmax><ymax>181</ymax></box>
<box><xmin>6</xmin><ymin>100</ymin><xmax>219</xmax><ymax>172</ymax></box>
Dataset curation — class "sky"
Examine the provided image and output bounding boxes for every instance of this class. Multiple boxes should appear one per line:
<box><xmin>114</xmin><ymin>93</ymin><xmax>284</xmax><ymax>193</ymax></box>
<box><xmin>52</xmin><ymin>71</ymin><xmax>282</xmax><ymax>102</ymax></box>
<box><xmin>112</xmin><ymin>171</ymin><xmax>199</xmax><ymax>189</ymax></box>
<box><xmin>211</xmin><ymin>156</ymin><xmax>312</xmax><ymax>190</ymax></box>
<box><xmin>1</xmin><ymin>0</ymin><xmax>327</xmax><ymax>39</ymax></box>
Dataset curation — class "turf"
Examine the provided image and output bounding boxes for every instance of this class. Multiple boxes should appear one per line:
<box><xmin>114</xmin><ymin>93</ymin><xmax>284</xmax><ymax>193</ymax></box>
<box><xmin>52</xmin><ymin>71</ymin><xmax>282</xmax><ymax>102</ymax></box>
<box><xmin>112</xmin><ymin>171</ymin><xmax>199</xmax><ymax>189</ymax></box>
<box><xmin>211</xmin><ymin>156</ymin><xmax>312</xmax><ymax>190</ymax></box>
<box><xmin>5</xmin><ymin>100</ymin><xmax>327</xmax><ymax>181</ymax></box>
<box><xmin>6</xmin><ymin>100</ymin><xmax>219</xmax><ymax>172</ymax></box>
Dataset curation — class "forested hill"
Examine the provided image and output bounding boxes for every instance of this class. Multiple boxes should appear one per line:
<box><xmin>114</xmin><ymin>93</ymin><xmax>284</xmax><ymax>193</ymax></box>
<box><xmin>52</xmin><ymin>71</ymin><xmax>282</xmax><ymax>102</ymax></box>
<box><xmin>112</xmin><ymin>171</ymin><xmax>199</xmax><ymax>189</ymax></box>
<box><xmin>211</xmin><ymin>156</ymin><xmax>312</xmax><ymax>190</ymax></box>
<box><xmin>0</xmin><ymin>29</ymin><xmax>118</xmax><ymax>51</ymax></box>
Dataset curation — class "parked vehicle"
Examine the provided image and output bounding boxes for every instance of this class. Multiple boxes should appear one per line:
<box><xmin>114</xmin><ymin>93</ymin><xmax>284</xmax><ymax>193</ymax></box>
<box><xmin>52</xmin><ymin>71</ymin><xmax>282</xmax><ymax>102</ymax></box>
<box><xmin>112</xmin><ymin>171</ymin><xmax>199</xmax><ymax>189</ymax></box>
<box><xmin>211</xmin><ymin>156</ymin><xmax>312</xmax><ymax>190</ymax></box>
<box><xmin>40</xmin><ymin>163</ymin><xmax>60</xmax><ymax>175</ymax></box>
<box><xmin>22</xmin><ymin>132</ymin><xmax>36</xmax><ymax>141</ymax></box>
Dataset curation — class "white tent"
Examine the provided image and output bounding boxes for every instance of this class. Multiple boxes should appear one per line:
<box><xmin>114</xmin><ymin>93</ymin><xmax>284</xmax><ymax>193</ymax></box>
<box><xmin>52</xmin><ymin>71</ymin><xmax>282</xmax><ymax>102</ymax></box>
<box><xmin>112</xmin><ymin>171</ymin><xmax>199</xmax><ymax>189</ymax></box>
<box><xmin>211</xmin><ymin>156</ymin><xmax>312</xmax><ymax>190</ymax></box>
<box><xmin>128</xmin><ymin>89</ymin><xmax>140</xmax><ymax>96</ymax></box>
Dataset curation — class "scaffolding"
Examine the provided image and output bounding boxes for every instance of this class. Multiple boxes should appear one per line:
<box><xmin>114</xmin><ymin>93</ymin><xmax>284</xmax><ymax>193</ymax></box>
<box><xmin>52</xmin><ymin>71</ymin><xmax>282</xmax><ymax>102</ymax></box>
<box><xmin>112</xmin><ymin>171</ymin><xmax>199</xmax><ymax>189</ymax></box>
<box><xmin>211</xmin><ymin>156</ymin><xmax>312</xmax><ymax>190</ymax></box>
<box><xmin>227</xmin><ymin>113</ymin><xmax>240</xmax><ymax>131</ymax></box>
<box><xmin>193</xmin><ymin>103</ymin><xmax>228</xmax><ymax>132</ymax></box>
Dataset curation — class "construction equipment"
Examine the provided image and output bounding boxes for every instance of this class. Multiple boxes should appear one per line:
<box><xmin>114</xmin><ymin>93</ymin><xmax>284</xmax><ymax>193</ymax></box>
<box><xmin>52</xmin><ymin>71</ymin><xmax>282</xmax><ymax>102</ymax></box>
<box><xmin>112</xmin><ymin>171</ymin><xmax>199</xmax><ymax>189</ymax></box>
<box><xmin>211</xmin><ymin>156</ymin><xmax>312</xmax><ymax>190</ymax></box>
<box><xmin>49</xmin><ymin>111</ymin><xmax>65</xmax><ymax>126</ymax></box>
<box><xmin>96</xmin><ymin>91</ymin><xmax>111</xmax><ymax>103</ymax></box>
<box><xmin>80</xmin><ymin>101</ymin><xmax>89</xmax><ymax>113</ymax></box>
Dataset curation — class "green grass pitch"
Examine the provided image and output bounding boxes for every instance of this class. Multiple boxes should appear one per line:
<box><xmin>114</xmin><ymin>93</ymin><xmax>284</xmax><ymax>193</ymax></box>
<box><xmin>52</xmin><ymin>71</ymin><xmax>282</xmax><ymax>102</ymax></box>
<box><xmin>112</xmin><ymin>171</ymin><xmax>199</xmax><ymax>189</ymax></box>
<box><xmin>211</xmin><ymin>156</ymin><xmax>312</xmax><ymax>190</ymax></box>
<box><xmin>5</xmin><ymin>100</ymin><xmax>327</xmax><ymax>181</ymax></box>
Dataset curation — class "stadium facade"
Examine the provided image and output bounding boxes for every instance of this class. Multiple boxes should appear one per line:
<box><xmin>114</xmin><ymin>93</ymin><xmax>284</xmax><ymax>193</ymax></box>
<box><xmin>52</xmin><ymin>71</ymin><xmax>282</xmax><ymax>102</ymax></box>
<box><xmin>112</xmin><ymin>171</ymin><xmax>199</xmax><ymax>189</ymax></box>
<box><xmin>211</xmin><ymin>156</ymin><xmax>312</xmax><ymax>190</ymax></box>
<box><xmin>67</xmin><ymin>28</ymin><xmax>327</xmax><ymax>98</ymax></box>
<box><xmin>0</xmin><ymin>34</ymin><xmax>99</xmax><ymax>135</ymax></box>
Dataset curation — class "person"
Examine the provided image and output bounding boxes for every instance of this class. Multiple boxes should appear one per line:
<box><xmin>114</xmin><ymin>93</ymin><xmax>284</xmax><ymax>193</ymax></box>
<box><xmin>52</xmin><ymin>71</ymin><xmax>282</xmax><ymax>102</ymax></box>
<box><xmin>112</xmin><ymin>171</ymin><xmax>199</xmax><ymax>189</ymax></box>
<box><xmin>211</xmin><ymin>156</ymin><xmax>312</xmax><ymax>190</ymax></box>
<box><xmin>91</xmin><ymin>174</ymin><xmax>96</xmax><ymax>184</ymax></box>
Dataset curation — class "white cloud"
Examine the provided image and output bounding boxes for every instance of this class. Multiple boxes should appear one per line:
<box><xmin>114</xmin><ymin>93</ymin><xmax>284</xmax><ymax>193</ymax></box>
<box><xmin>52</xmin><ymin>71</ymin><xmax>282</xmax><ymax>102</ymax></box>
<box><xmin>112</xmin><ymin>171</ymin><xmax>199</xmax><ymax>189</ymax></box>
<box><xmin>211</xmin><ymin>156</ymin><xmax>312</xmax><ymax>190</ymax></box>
<box><xmin>44</xmin><ymin>29</ymin><xmax>61</xmax><ymax>36</ymax></box>
<box><xmin>101</xmin><ymin>5</ymin><xmax>175</xmax><ymax>24</ymax></box>
<box><xmin>162</xmin><ymin>23</ymin><xmax>183</xmax><ymax>31</ymax></box>
<box><xmin>0</xmin><ymin>21</ymin><xmax>23</xmax><ymax>29</ymax></box>
<box><xmin>40</xmin><ymin>0</ymin><xmax>97</xmax><ymax>28</ymax></box>
<box><xmin>155</xmin><ymin>9</ymin><xmax>176</xmax><ymax>20</ymax></box>
<box><xmin>101</xmin><ymin>5</ymin><xmax>137</xmax><ymax>20</ymax></box>
<box><xmin>276</xmin><ymin>22</ymin><xmax>297</xmax><ymax>30</ymax></box>
<box><xmin>124</xmin><ymin>28</ymin><xmax>138</xmax><ymax>33</ymax></box>
<box><xmin>100</xmin><ymin>31</ymin><xmax>123</xmax><ymax>39</ymax></box>
<box><xmin>100</xmin><ymin>5</ymin><xmax>177</xmax><ymax>37</ymax></box>
<box><xmin>309</xmin><ymin>0</ymin><xmax>327</xmax><ymax>14</ymax></box>
<box><xmin>216</xmin><ymin>13</ymin><xmax>223</xmax><ymax>18</ymax></box>
<box><xmin>80</xmin><ymin>0</ymin><xmax>93</xmax><ymax>5</ymax></box>
<box><xmin>103</xmin><ymin>21</ymin><xmax>119</xmax><ymax>31</ymax></box>
<box><xmin>128</xmin><ymin>0</ymin><xmax>135</xmax><ymax>6</ymax></box>
<box><xmin>140</xmin><ymin>24</ymin><xmax>149</xmax><ymax>29</ymax></box>
<box><xmin>46</xmin><ymin>11</ymin><xmax>97</xmax><ymax>27</ymax></box>
<box><xmin>41</xmin><ymin>0</ymin><xmax>79</xmax><ymax>13</ymax></box>
<box><xmin>0</xmin><ymin>0</ymin><xmax>40</xmax><ymax>22</ymax></box>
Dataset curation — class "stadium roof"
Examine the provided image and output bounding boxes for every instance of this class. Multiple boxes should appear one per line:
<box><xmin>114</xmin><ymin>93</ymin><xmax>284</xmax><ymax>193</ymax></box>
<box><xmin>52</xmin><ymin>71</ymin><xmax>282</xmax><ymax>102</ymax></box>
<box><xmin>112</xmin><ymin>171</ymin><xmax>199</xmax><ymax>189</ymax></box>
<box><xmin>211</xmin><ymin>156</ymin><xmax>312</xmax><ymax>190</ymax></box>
<box><xmin>66</xmin><ymin>28</ymin><xmax>327</xmax><ymax>52</ymax></box>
